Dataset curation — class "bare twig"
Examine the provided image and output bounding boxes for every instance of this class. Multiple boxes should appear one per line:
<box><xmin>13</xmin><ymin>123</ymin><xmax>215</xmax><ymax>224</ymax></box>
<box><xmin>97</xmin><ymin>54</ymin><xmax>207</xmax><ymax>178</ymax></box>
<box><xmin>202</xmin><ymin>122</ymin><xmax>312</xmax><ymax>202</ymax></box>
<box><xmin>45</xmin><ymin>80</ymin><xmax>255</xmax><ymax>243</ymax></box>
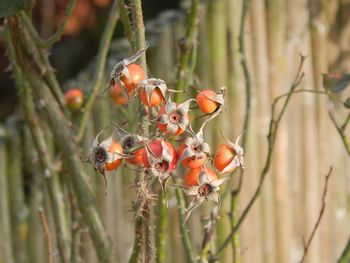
<box><xmin>77</xmin><ymin>0</ymin><xmax>119</xmax><ymax>142</ymax></box>
<box><xmin>38</xmin><ymin>208</ymin><xmax>53</xmax><ymax>263</ymax></box>
<box><xmin>328</xmin><ymin>109</ymin><xmax>350</xmax><ymax>156</ymax></box>
<box><xmin>299</xmin><ymin>167</ymin><xmax>333</xmax><ymax>263</ymax></box>
<box><xmin>230</xmin><ymin>0</ymin><xmax>250</xmax><ymax>259</ymax></box>
<box><xmin>212</xmin><ymin>55</ymin><xmax>306</xmax><ymax>259</ymax></box>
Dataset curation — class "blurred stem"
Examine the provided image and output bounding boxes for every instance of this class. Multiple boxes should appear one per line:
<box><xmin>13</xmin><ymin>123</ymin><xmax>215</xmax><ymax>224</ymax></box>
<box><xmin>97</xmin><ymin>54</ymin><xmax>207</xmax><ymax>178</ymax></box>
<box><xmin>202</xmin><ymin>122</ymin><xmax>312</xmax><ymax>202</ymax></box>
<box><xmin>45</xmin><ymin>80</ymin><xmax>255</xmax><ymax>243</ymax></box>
<box><xmin>173</xmin><ymin>177</ymin><xmax>195</xmax><ymax>263</ymax></box>
<box><xmin>338</xmin><ymin>237</ymin><xmax>350</xmax><ymax>263</ymax></box>
<box><xmin>230</xmin><ymin>0</ymin><xmax>250</xmax><ymax>260</ymax></box>
<box><xmin>46</xmin><ymin>0</ymin><xmax>77</xmax><ymax>46</ymax></box>
<box><xmin>38</xmin><ymin>208</ymin><xmax>53</xmax><ymax>263</ymax></box>
<box><xmin>19</xmin><ymin>12</ymin><xmax>69</xmax><ymax>116</ymax></box>
<box><xmin>77</xmin><ymin>0</ymin><xmax>119</xmax><ymax>142</ymax></box>
<box><xmin>174</xmin><ymin>0</ymin><xmax>200</xmax><ymax>101</ymax></box>
<box><xmin>156</xmin><ymin>193</ymin><xmax>167</xmax><ymax>263</ymax></box>
<box><xmin>212</xmin><ymin>55</ymin><xmax>306</xmax><ymax>260</ymax></box>
<box><xmin>0</xmin><ymin>127</ymin><xmax>14</xmax><ymax>263</ymax></box>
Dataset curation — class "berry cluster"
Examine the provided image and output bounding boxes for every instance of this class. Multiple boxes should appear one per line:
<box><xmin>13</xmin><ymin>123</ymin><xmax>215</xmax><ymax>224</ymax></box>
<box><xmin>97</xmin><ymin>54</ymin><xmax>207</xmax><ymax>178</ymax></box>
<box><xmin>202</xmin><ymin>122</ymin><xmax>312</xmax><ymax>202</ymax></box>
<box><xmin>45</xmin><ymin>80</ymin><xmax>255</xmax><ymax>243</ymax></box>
<box><xmin>64</xmin><ymin>49</ymin><xmax>244</xmax><ymax>220</ymax></box>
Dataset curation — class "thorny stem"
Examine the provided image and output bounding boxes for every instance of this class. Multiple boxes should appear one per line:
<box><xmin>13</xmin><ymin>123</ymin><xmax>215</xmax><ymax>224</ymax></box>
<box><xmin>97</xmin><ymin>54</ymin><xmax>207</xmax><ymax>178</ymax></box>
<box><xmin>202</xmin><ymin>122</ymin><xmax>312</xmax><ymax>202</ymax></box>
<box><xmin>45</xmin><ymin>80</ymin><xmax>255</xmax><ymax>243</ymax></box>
<box><xmin>6</xmin><ymin>27</ymin><xmax>115</xmax><ymax>262</ymax></box>
<box><xmin>230</xmin><ymin>0</ymin><xmax>250</xmax><ymax>260</ymax></box>
<box><xmin>174</xmin><ymin>0</ymin><xmax>200</xmax><ymax>102</ymax></box>
<box><xmin>46</xmin><ymin>0</ymin><xmax>77</xmax><ymax>46</ymax></box>
<box><xmin>77</xmin><ymin>0</ymin><xmax>119</xmax><ymax>142</ymax></box>
<box><xmin>298</xmin><ymin>167</ymin><xmax>332</xmax><ymax>263</ymax></box>
<box><xmin>128</xmin><ymin>1</ymin><xmax>152</xmax><ymax>262</ymax></box>
<box><xmin>6</xmin><ymin>27</ymin><xmax>70</xmax><ymax>263</ymax></box>
<box><xmin>38</xmin><ymin>208</ymin><xmax>53</xmax><ymax>263</ymax></box>
<box><xmin>19</xmin><ymin>12</ymin><xmax>68</xmax><ymax>116</ymax></box>
<box><xmin>211</xmin><ymin>55</ymin><xmax>306</xmax><ymax>259</ymax></box>
<box><xmin>118</xmin><ymin>0</ymin><xmax>135</xmax><ymax>48</ymax></box>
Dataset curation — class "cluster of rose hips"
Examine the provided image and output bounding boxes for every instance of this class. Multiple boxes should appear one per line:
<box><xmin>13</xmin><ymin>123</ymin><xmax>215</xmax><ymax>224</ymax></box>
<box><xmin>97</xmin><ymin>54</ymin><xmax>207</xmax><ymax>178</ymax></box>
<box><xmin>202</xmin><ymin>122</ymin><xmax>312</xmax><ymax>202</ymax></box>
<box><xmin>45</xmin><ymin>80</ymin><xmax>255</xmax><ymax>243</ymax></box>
<box><xmin>64</xmin><ymin>49</ymin><xmax>244</xmax><ymax>220</ymax></box>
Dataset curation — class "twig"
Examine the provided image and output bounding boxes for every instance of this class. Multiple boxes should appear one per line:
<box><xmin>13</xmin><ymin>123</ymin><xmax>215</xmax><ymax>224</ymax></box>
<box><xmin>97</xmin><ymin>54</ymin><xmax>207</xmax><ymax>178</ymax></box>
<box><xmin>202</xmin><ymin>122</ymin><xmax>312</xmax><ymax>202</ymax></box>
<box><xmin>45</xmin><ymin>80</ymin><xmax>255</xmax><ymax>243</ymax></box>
<box><xmin>46</xmin><ymin>0</ymin><xmax>77</xmax><ymax>46</ymax></box>
<box><xmin>174</xmin><ymin>0</ymin><xmax>200</xmax><ymax>101</ymax></box>
<box><xmin>156</xmin><ymin>193</ymin><xmax>167</xmax><ymax>263</ymax></box>
<box><xmin>299</xmin><ymin>167</ymin><xmax>333</xmax><ymax>263</ymax></box>
<box><xmin>211</xmin><ymin>55</ymin><xmax>306</xmax><ymax>259</ymax></box>
<box><xmin>77</xmin><ymin>0</ymin><xmax>119</xmax><ymax>142</ymax></box>
<box><xmin>329</xmin><ymin>109</ymin><xmax>350</xmax><ymax>156</ymax></box>
<box><xmin>38</xmin><ymin>208</ymin><xmax>53</xmax><ymax>263</ymax></box>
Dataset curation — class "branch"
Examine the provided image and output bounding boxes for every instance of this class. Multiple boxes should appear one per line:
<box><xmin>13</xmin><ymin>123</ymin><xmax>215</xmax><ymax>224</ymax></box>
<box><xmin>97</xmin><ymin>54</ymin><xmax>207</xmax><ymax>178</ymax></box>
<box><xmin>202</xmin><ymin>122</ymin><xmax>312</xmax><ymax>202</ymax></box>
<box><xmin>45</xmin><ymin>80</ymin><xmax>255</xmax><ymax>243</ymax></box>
<box><xmin>38</xmin><ymin>208</ymin><xmax>53</xmax><ymax>263</ymax></box>
<box><xmin>77</xmin><ymin>0</ymin><xmax>119</xmax><ymax>142</ymax></box>
<box><xmin>6</xmin><ymin>27</ymin><xmax>115</xmax><ymax>262</ymax></box>
<box><xmin>212</xmin><ymin>55</ymin><xmax>306</xmax><ymax>259</ymax></box>
<box><xmin>5</xmin><ymin>26</ymin><xmax>70</xmax><ymax>263</ymax></box>
<box><xmin>46</xmin><ymin>0</ymin><xmax>77</xmax><ymax>46</ymax></box>
<box><xmin>299</xmin><ymin>167</ymin><xmax>333</xmax><ymax>263</ymax></box>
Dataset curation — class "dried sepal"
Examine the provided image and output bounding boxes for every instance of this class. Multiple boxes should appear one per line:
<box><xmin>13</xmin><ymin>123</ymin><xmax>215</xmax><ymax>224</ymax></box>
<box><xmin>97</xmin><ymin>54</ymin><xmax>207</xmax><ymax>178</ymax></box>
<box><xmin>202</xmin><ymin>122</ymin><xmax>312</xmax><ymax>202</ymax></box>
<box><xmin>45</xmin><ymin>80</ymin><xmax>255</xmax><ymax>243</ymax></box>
<box><xmin>179</xmin><ymin>123</ymin><xmax>211</xmax><ymax>164</ymax></box>
<box><xmin>220</xmin><ymin>132</ymin><xmax>244</xmax><ymax>174</ymax></box>
<box><xmin>184</xmin><ymin>168</ymin><xmax>228</xmax><ymax>221</ymax></box>
<box><xmin>138</xmin><ymin>78</ymin><xmax>167</xmax><ymax>105</ymax></box>
<box><xmin>109</xmin><ymin>46</ymin><xmax>147</xmax><ymax>84</ymax></box>
<box><xmin>201</xmin><ymin>87</ymin><xmax>226</xmax><ymax>123</ymax></box>
<box><xmin>157</xmin><ymin>98</ymin><xmax>194</xmax><ymax>135</ymax></box>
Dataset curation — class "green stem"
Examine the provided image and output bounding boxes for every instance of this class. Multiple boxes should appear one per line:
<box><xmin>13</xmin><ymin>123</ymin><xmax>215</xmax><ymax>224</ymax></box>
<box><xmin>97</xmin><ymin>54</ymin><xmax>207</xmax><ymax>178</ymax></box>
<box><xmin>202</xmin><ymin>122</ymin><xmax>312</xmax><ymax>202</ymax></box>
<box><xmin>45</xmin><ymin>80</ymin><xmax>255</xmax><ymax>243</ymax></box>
<box><xmin>173</xmin><ymin>176</ymin><xmax>195</xmax><ymax>263</ymax></box>
<box><xmin>118</xmin><ymin>0</ymin><xmax>135</xmax><ymax>48</ymax></box>
<box><xmin>77</xmin><ymin>0</ymin><xmax>119</xmax><ymax>142</ymax></box>
<box><xmin>156</xmin><ymin>193</ymin><xmax>168</xmax><ymax>263</ymax></box>
<box><xmin>174</xmin><ymin>0</ymin><xmax>200</xmax><ymax>101</ymax></box>
<box><xmin>338</xmin><ymin>237</ymin><xmax>350</xmax><ymax>263</ymax></box>
<box><xmin>0</xmin><ymin>127</ymin><xmax>14</xmax><ymax>263</ymax></box>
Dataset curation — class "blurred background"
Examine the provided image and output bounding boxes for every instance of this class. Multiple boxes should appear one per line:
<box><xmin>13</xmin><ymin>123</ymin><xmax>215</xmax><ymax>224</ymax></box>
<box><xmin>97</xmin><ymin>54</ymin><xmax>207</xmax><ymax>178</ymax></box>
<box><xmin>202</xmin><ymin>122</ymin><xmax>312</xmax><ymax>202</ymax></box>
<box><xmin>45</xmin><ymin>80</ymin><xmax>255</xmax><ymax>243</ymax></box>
<box><xmin>1</xmin><ymin>0</ymin><xmax>350</xmax><ymax>263</ymax></box>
